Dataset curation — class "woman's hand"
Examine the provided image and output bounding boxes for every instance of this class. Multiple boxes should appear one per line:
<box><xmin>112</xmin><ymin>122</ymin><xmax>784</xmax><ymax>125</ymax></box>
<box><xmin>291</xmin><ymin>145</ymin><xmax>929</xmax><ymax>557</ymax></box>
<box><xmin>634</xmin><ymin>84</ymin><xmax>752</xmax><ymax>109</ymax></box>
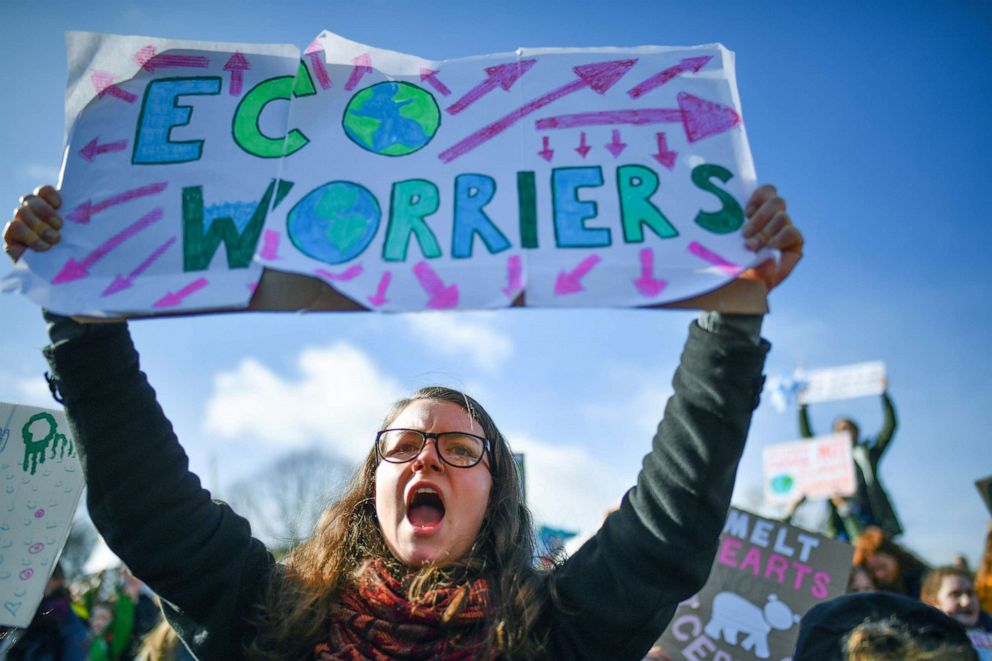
<box><xmin>740</xmin><ymin>184</ymin><xmax>804</xmax><ymax>290</ymax></box>
<box><xmin>3</xmin><ymin>185</ymin><xmax>62</xmax><ymax>262</ymax></box>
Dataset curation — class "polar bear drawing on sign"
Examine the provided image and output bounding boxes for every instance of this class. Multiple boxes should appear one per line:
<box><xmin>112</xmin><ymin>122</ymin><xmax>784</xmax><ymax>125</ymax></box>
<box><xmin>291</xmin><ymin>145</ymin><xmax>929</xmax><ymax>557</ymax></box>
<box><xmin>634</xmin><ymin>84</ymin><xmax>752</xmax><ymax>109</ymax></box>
<box><xmin>703</xmin><ymin>592</ymin><xmax>800</xmax><ymax>659</ymax></box>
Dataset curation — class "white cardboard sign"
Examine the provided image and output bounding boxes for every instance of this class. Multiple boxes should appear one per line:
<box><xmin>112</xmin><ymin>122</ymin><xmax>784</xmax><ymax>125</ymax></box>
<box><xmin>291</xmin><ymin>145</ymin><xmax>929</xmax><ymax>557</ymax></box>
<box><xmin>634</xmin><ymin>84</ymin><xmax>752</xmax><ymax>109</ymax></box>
<box><xmin>0</xmin><ymin>402</ymin><xmax>85</xmax><ymax>628</ymax></box>
<box><xmin>763</xmin><ymin>433</ymin><xmax>856</xmax><ymax>507</ymax></box>
<box><xmin>796</xmin><ymin>361</ymin><xmax>886</xmax><ymax>405</ymax></box>
<box><xmin>2</xmin><ymin>30</ymin><xmax>769</xmax><ymax>317</ymax></box>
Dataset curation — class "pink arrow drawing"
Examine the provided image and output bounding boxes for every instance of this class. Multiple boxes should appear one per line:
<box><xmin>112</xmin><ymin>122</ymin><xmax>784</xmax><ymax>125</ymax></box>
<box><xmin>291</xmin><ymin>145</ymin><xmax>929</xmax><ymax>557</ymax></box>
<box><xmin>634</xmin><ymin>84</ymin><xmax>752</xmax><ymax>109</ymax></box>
<box><xmin>687</xmin><ymin>241</ymin><xmax>743</xmax><ymax>276</ymax></box>
<box><xmin>438</xmin><ymin>58</ymin><xmax>637</xmax><ymax>164</ymax></box>
<box><xmin>555</xmin><ymin>254</ymin><xmax>601</xmax><ymax>295</ymax></box>
<box><xmin>575</xmin><ymin>131</ymin><xmax>591</xmax><ymax>158</ymax></box>
<box><xmin>367</xmin><ymin>271</ymin><xmax>392</xmax><ymax>307</ymax></box>
<box><xmin>258</xmin><ymin>229</ymin><xmax>281</xmax><ymax>261</ymax></box>
<box><xmin>304</xmin><ymin>40</ymin><xmax>332</xmax><ymax>90</ymax></box>
<box><xmin>90</xmin><ymin>71</ymin><xmax>137</xmax><ymax>103</ymax></box>
<box><xmin>224</xmin><ymin>52</ymin><xmax>250</xmax><ymax>96</ymax></box>
<box><xmin>605</xmin><ymin>129</ymin><xmax>627</xmax><ymax>157</ymax></box>
<box><xmin>315</xmin><ymin>265</ymin><xmax>364</xmax><ymax>282</ymax></box>
<box><xmin>413</xmin><ymin>261</ymin><xmax>459</xmax><ymax>309</ymax></box>
<box><xmin>538</xmin><ymin>136</ymin><xmax>554</xmax><ymax>162</ymax></box>
<box><xmin>535</xmin><ymin>92</ymin><xmax>741</xmax><ymax>143</ymax></box>
<box><xmin>627</xmin><ymin>56</ymin><xmax>713</xmax><ymax>99</ymax></box>
<box><xmin>102</xmin><ymin>236</ymin><xmax>177</xmax><ymax>297</ymax></box>
<box><xmin>344</xmin><ymin>53</ymin><xmax>373</xmax><ymax>91</ymax></box>
<box><xmin>153</xmin><ymin>277</ymin><xmax>209</xmax><ymax>308</ymax></box>
<box><xmin>445</xmin><ymin>59</ymin><xmax>537</xmax><ymax>116</ymax></box>
<box><xmin>503</xmin><ymin>255</ymin><xmax>523</xmax><ymax>298</ymax></box>
<box><xmin>420</xmin><ymin>68</ymin><xmax>451</xmax><ymax>96</ymax></box>
<box><xmin>66</xmin><ymin>182</ymin><xmax>168</xmax><ymax>224</ymax></box>
<box><xmin>79</xmin><ymin>137</ymin><xmax>127</xmax><ymax>162</ymax></box>
<box><xmin>633</xmin><ymin>248</ymin><xmax>668</xmax><ymax>297</ymax></box>
<box><xmin>652</xmin><ymin>132</ymin><xmax>678</xmax><ymax>169</ymax></box>
<box><xmin>134</xmin><ymin>46</ymin><xmax>209</xmax><ymax>72</ymax></box>
<box><xmin>53</xmin><ymin>207</ymin><xmax>164</xmax><ymax>284</ymax></box>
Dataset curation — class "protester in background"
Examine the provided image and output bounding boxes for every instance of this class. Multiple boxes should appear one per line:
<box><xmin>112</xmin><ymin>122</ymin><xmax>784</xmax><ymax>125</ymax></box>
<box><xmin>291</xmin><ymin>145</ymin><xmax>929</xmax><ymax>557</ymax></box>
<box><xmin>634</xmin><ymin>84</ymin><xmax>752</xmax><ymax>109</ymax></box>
<box><xmin>793</xmin><ymin>591</ymin><xmax>977</xmax><ymax>661</ymax></box>
<box><xmin>920</xmin><ymin>566</ymin><xmax>992</xmax><ymax>659</ymax></box>
<box><xmin>785</xmin><ymin>493</ymin><xmax>865</xmax><ymax>542</ymax></box>
<box><xmin>87</xmin><ymin>597</ymin><xmax>135</xmax><ymax>661</ymax></box>
<box><xmin>120</xmin><ymin>569</ymin><xmax>163</xmax><ymax>661</ymax></box>
<box><xmin>977</xmin><ymin>523</ymin><xmax>992</xmax><ymax>615</ymax></box>
<box><xmin>847</xmin><ymin>566</ymin><xmax>876</xmax><ymax>594</ymax></box>
<box><xmin>921</xmin><ymin>566</ymin><xmax>989</xmax><ymax>629</ymax></box>
<box><xmin>7</xmin><ymin>563</ymin><xmax>89</xmax><ymax>661</ymax></box>
<box><xmin>853</xmin><ymin>526</ymin><xmax>930</xmax><ymax>597</ymax></box>
<box><xmin>799</xmin><ymin>388</ymin><xmax>902</xmax><ymax>541</ymax></box>
<box><xmin>4</xmin><ymin>184</ymin><xmax>802</xmax><ymax>660</ymax></box>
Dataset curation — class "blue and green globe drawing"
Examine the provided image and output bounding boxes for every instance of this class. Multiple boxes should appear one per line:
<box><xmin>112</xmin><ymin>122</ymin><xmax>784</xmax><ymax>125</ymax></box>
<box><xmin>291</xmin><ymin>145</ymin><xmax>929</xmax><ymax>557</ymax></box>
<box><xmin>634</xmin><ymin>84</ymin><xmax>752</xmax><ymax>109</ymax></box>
<box><xmin>342</xmin><ymin>81</ymin><xmax>441</xmax><ymax>156</ymax></box>
<box><xmin>286</xmin><ymin>181</ymin><xmax>380</xmax><ymax>265</ymax></box>
<box><xmin>770</xmin><ymin>474</ymin><xmax>795</xmax><ymax>494</ymax></box>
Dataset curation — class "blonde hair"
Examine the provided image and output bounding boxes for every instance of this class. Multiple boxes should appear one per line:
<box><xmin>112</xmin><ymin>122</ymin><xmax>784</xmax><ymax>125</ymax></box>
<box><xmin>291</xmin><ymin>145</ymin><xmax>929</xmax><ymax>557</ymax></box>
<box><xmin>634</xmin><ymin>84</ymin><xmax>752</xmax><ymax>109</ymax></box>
<box><xmin>136</xmin><ymin>619</ymin><xmax>185</xmax><ymax>661</ymax></box>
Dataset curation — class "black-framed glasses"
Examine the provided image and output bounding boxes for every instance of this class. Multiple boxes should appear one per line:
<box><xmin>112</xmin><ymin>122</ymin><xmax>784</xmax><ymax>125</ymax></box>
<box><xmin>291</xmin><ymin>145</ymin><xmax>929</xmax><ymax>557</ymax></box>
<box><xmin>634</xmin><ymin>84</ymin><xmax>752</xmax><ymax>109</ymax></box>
<box><xmin>375</xmin><ymin>428</ymin><xmax>491</xmax><ymax>468</ymax></box>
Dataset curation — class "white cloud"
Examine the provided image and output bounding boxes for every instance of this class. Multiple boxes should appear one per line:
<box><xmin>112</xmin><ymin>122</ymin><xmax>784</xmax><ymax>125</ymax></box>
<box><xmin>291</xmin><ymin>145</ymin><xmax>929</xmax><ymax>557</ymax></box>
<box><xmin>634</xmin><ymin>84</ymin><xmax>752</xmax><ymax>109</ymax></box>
<box><xmin>24</xmin><ymin>163</ymin><xmax>59</xmax><ymax>184</ymax></box>
<box><xmin>0</xmin><ymin>371</ymin><xmax>55</xmax><ymax>408</ymax></box>
<box><xmin>406</xmin><ymin>312</ymin><xmax>513</xmax><ymax>373</ymax></box>
<box><xmin>203</xmin><ymin>342</ymin><xmax>404</xmax><ymax>462</ymax></box>
<box><xmin>580</xmin><ymin>368</ymin><xmax>675</xmax><ymax>442</ymax></box>
<box><xmin>508</xmin><ymin>432</ymin><xmax>633</xmax><ymax>538</ymax></box>
<box><xmin>16</xmin><ymin>375</ymin><xmax>54</xmax><ymax>406</ymax></box>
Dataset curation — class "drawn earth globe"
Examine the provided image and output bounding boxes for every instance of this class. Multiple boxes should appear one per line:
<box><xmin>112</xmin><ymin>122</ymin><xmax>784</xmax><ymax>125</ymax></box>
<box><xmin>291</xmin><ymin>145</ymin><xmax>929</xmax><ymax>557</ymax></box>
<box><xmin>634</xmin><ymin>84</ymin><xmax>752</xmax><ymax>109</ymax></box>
<box><xmin>342</xmin><ymin>81</ymin><xmax>441</xmax><ymax>156</ymax></box>
<box><xmin>770</xmin><ymin>474</ymin><xmax>795</xmax><ymax>494</ymax></box>
<box><xmin>286</xmin><ymin>181</ymin><xmax>381</xmax><ymax>265</ymax></box>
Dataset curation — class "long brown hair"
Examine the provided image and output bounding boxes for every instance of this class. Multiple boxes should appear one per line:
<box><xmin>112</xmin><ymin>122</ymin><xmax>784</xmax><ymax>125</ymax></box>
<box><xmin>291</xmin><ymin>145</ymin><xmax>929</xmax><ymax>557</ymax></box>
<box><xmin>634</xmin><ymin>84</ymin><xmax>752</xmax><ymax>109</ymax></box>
<box><xmin>852</xmin><ymin>526</ymin><xmax>930</xmax><ymax>594</ymax></box>
<box><xmin>246</xmin><ymin>386</ymin><xmax>553</xmax><ymax>659</ymax></box>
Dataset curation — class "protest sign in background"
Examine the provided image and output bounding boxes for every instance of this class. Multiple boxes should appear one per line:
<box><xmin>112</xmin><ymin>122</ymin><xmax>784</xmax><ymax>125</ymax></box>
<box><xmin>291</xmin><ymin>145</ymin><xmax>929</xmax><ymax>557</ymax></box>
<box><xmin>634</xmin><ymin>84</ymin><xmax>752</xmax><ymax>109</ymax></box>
<box><xmin>658</xmin><ymin>508</ymin><xmax>852</xmax><ymax>661</ymax></box>
<box><xmin>0</xmin><ymin>402</ymin><xmax>85</xmax><ymax>628</ymax></box>
<box><xmin>763</xmin><ymin>433</ymin><xmax>856</xmax><ymax>507</ymax></box>
<box><xmin>796</xmin><ymin>361</ymin><xmax>886</xmax><ymax>405</ymax></box>
<box><xmin>2</xmin><ymin>30</ymin><xmax>771</xmax><ymax>317</ymax></box>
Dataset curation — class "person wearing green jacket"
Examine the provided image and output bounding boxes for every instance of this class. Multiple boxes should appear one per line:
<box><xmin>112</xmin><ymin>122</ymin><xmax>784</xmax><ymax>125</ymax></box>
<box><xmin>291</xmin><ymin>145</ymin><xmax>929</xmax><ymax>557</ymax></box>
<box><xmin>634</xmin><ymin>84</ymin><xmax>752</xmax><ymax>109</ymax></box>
<box><xmin>87</xmin><ymin>591</ymin><xmax>135</xmax><ymax>661</ymax></box>
<box><xmin>799</xmin><ymin>390</ymin><xmax>903</xmax><ymax>540</ymax></box>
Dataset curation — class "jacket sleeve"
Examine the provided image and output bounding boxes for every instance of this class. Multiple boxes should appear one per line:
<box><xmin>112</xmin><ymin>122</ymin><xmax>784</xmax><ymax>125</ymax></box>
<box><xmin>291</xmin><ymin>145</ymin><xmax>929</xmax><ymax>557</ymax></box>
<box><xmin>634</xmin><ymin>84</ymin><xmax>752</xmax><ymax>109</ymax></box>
<box><xmin>870</xmin><ymin>391</ymin><xmax>897</xmax><ymax>462</ymax></box>
<box><xmin>43</xmin><ymin>317</ymin><xmax>274</xmax><ymax>661</ymax></box>
<box><xmin>546</xmin><ymin>318</ymin><xmax>769</xmax><ymax>660</ymax></box>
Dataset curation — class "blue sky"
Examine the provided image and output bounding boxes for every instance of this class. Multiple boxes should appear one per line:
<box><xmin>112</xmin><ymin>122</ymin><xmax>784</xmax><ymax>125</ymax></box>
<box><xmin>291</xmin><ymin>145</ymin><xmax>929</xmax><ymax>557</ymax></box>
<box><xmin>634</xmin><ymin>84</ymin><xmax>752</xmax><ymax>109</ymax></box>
<box><xmin>1</xmin><ymin>1</ymin><xmax>990</xmax><ymax>567</ymax></box>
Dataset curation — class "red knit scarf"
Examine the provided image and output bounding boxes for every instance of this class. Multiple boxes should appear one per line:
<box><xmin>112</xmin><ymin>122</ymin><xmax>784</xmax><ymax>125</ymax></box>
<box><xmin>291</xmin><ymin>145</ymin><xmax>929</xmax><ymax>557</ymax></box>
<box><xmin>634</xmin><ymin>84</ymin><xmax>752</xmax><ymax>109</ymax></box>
<box><xmin>314</xmin><ymin>560</ymin><xmax>492</xmax><ymax>660</ymax></box>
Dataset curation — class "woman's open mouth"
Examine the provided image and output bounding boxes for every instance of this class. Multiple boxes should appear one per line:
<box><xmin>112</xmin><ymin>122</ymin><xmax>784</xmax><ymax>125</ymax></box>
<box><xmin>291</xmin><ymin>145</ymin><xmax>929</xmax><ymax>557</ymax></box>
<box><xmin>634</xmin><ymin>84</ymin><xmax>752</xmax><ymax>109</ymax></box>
<box><xmin>407</xmin><ymin>487</ymin><xmax>445</xmax><ymax>529</ymax></box>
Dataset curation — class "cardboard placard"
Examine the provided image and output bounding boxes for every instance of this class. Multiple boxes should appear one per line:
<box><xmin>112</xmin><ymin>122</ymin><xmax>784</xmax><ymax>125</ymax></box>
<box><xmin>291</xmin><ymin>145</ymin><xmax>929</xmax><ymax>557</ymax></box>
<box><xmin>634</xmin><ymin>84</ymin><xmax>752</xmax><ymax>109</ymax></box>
<box><xmin>0</xmin><ymin>402</ymin><xmax>85</xmax><ymax>628</ymax></box>
<box><xmin>763</xmin><ymin>433</ymin><xmax>856</xmax><ymax>506</ymax></box>
<box><xmin>657</xmin><ymin>508</ymin><xmax>853</xmax><ymax>660</ymax></box>
<box><xmin>3</xmin><ymin>30</ymin><xmax>769</xmax><ymax>317</ymax></box>
<box><xmin>796</xmin><ymin>361</ymin><xmax>886</xmax><ymax>405</ymax></box>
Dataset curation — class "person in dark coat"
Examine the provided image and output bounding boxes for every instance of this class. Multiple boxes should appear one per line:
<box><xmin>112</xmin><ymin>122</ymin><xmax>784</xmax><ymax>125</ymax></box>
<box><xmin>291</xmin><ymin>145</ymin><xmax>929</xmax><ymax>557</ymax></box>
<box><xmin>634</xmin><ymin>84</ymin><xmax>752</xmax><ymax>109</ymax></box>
<box><xmin>799</xmin><ymin>388</ymin><xmax>902</xmax><ymax>540</ymax></box>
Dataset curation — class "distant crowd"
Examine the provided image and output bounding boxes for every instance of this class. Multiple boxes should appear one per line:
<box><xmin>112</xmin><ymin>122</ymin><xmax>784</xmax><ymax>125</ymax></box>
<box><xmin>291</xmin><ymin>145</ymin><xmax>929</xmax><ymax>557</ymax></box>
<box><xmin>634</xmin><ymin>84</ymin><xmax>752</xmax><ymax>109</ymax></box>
<box><xmin>643</xmin><ymin>392</ymin><xmax>992</xmax><ymax>660</ymax></box>
<box><xmin>3</xmin><ymin>564</ymin><xmax>193</xmax><ymax>661</ymax></box>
